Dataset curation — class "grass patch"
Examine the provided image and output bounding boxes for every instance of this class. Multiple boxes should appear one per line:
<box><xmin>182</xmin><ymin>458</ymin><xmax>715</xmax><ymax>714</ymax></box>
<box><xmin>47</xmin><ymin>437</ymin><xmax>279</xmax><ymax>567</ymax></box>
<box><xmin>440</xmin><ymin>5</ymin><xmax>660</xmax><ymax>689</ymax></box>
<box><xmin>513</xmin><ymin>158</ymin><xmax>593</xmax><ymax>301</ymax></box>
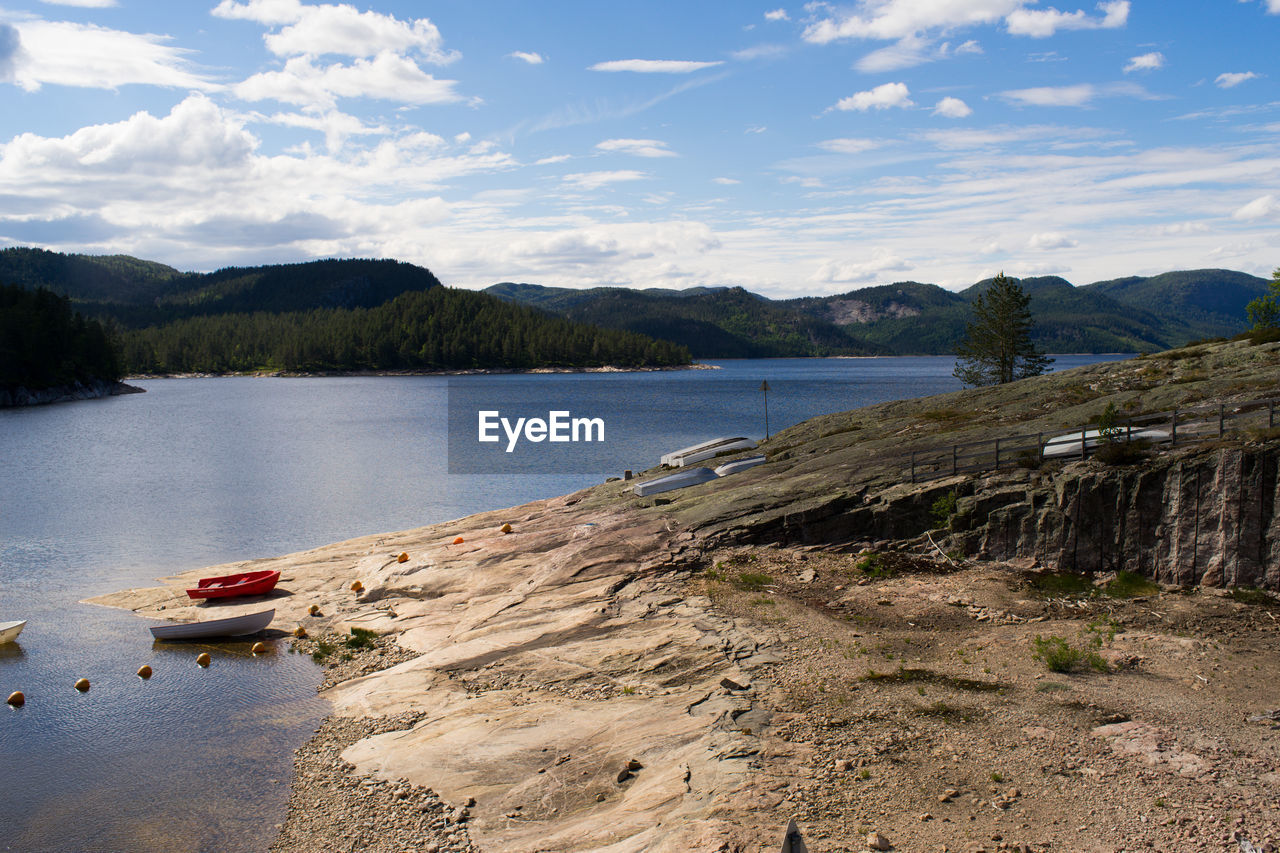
<box><xmin>1229</xmin><ymin>587</ymin><xmax>1277</xmax><ymax>606</ymax></box>
<box><xmin>733</xmin><ymin>572</ymin><xmax>773</xmax><ymax>592</ymax></box>
<box><xmin>311</xmin><ymin>639</ymin><xmax>336</xmax><ymax>663</ymax></box>
<box><xmin>1093</xmin><ymin>439</ymin><xmax>1152</xmax><ymax>466</ymax></box>
<box><xmin>856</xmin><ymin>553</ymin><xmax>895</xmax><ymax>579</ymax></box>
<box><xmin>748</xmin><ymin>595</ymin><xmax>776</xmax><ymax>608</ymax></box>
<box><xmin>1035</xmin><ymin>681</ymin><xmax>1070</xmax><ymax>692</ymax></box>
<box><xmin>344</xmin><ymin>627</ymin><xmax>378</xmax><ymax>649</ymax></box>
<box><xmin>1026</xmin><ymin>570</ymin><xmax>1095</xmax><ymax>597</ymax></box>
<box><xmin>1103</xmin><ymin>571</ymin><xmax>1159</xmax><ymax>598</ymax></box>
<box><xmin>860</xmin><ymin>666</ymin><xmax>1004</xmax><ymax>692</ymax></box>
<box><xmin>1031</xmin><ymin>635</ymin><xmax>1108</xmax><ymax>674</ymax></box>
<box><xmin>917</xmin><ymin>409</ymin><xmax>974</xmax><ymax>424</ymax></box>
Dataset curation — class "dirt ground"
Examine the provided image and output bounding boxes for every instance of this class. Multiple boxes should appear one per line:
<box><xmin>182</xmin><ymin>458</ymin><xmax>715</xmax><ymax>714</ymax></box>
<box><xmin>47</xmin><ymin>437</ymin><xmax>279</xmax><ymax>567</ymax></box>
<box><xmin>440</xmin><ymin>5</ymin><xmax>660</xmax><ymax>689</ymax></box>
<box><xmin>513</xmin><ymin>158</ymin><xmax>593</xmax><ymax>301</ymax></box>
<box><xmin>698</xmin><ymin>545</ymin><xmax>1280</xmax><ymax>853</ymax></box>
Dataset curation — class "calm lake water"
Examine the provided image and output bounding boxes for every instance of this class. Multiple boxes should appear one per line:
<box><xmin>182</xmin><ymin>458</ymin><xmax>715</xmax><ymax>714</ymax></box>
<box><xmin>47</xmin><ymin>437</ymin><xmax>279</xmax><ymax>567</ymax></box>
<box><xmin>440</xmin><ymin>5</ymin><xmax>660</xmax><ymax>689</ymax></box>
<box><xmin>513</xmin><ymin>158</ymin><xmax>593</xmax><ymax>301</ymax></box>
<box><xmin>0</xmin><ymin>355</ymin><xmax>1122</xmax><ymax>852</ymax></box>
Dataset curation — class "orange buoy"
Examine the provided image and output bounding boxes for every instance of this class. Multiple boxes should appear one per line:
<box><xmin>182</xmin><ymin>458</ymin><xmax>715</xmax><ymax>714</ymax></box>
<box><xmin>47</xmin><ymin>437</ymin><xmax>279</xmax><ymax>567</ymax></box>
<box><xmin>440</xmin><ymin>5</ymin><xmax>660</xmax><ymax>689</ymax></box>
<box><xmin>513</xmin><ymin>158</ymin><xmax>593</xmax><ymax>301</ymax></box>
<box><xmin>500</xmin><ymin>523</ymin><xmax>512</xmax><ymax>534</ymax></box>
<box><xmin>136</xmin><ymin>665</ymin><xmax>153</xmax><ymax>679</ymax></box>
<box><xmin>7</xmin><ymin>690</ymin><xmax>25</xmax><ymax>707</ymax></box>
<box><xmin>452</xmin><ymin>536</ymin><xmax>465</xmax><ymax>545</ymax></box>
<box><xmin>350</xmin><ymin>580</ymin><xmax>364</xmax><ymax>593</ymax></box>
<box><xmin>293</xmin><ymin>626</ymin><xmax>308</xmax><ymax>638</ymax></box>
<box><xmin>308</xmin><ymin>604</ymin><xmax>321</xmax><ymax>616</ymax></box>
<box><xmin>251</xmin><ymin>642</ymin><xmax>268</xmax><ymax>654</ymax></box>
<box><xmin>196</xmin><ymin>652</ymin><xmax>211</xmax><ymax>667</ymax></box>
<box><xmin>74</xmin><ymin>678</ymin><xmax>90</xmax><ymax>692</ymax></box>
<box><xmin>396</xmin><ymin>552</ymin><xmax>409</xmax><ymax>563</ymax></box>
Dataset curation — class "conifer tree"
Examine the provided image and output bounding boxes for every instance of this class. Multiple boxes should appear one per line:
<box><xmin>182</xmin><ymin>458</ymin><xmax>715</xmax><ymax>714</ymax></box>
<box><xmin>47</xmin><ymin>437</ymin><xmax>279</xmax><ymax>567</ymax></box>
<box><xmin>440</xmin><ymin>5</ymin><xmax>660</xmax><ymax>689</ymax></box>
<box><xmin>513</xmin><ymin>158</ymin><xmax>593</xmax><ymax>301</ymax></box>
<box><xmin>953</xmin><ymin>273</ymin><xmax>1052</xmax><ymax>387</ymax></box>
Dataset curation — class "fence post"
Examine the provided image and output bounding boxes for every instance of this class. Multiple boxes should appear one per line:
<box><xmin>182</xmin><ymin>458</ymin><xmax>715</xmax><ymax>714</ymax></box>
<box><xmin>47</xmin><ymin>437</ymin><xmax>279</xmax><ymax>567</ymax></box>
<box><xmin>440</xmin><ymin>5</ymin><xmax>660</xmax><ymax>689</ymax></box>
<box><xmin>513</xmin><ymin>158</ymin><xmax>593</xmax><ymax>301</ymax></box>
<box><xmin>1270</xmin><ymin>400</ymin><xmax>1275</xmax><ymax>429</ymax></box>
<box><xmin>1037</xmin><ymin>433</ymin><xmax>1043</xmax><ymax>463</ymax></box>
<box><xmin>1219</xmin><ymin>404</ymin><xmax>1225</xmax><ymax>439</ymax></box>
<box><xmin>911</xmin><ymin>450</ymin><xmax>916</xmax><ymax>483</ymax></box>
<box><xmin>951</xmin><ymin>445</ymin><xmax>957</xmax><ymax>476</ymax></box>
<box><xmin>994</xmin><ymin>437</ymin><xmax>1001</xmax><ymax>470</ymax></box>
<box><xmin>1080</xmin><ymin>426</ymin><xmax>1087</xmax><ymax>461</ymax></box>
<box><xmin>1171</xmin><ymin>408</ymin><xmax>1178</xmax><ymax>446</ymax></box>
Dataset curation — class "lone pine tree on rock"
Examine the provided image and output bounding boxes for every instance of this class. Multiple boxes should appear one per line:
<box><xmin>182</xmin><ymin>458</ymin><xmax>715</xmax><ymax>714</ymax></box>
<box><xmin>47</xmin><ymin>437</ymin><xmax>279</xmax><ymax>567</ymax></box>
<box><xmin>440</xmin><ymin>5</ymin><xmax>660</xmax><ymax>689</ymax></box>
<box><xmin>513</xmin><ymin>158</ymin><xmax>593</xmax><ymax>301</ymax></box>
<box><xmin>953</xmin><ymin>272</ymin><xmax>1052</xmax><ymax>387</ymax></box>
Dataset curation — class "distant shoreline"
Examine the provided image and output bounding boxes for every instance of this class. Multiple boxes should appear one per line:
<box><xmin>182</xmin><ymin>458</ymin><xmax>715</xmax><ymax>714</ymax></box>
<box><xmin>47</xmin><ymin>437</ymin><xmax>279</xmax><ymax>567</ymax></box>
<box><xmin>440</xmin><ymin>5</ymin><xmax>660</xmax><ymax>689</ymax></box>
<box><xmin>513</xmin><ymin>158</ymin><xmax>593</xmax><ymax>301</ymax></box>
<box><xmin>127</xmin><ymin>363</ymin><xmax>718</xmax><ymax>380</ymax></box>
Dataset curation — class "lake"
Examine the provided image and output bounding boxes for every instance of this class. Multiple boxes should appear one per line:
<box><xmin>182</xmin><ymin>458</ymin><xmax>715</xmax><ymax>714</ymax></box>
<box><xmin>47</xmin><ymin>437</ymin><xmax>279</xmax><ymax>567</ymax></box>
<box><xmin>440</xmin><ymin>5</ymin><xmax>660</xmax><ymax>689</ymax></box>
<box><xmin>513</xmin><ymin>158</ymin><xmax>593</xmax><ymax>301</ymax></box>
<box><xmin>0</xmin><ymin>355</ymin><xmax>1122</xmax><ymax>852</ymax></box>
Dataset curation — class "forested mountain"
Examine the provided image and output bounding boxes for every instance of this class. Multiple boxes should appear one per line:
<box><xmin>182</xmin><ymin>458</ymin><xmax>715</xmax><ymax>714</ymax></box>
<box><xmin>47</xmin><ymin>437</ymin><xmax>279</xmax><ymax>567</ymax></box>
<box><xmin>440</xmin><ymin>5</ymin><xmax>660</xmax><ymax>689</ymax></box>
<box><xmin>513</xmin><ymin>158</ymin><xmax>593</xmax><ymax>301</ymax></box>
<box><xmin>0</xmin><ymin>284</ymin><xmax>121</xmax><ymax>390</ymax></box>
<box><xmin>2</xmin><ymin>249</ymin><xmax>690</xmax><ymax>374</ymax></box>
<box><xmin>488</xmin><ymin>269</ymin><xmax>1270</xmax><ymax>356</ymax></box>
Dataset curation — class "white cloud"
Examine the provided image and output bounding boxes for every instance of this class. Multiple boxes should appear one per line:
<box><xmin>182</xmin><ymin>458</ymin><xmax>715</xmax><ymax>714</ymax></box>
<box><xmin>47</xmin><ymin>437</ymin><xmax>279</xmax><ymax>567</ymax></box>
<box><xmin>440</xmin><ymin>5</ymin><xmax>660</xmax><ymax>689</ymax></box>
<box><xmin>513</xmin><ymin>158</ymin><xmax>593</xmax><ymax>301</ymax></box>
<box><xmin>1001</xmin><ymin>83</ymin><xmax>1096</xmax><ymax>106</ymax></box>
<box><xmin>562</xmin><ymin>170</ymin><xmax>648</xmax><ymax>190</ymax></box>
<box><xmin>588</xmin><ymin>59</ymin><xmax>723</xmax><ymax>73</ymax></box>
<box><xmin>233</xmin><ymin>52</ymin><xmax>462</xmax><ymax>108</ymax></box>
<box><xmin>1124</xmin><ymin>51</ymin><xmax>1164</xmax><ymax>73</ymax></box>
<box><xmin>596</xmin><ymin>138</ymin><xmax>677</xmax><ymax>158</ymax></box>
<box><xmin>1216</xmin><ymin>71</ymin><xmax>1259</xmax><ymax>88</ymax></box>
<box><xmin>833</xmin><ymin>82</ymin><xmax>913</xmax><ymax>112</ymax></box>
<box><xmin>8</xmin><ymin>19</ymin><xmax>216</xmax><ymax>92</ymax></box>
<box><xmin>816</xmin><ymin>137</ymin><xmax>884</xmax><ymax>154</ymax></box>
<box><xmin>535</xmin><ymin>154</ymin><xmax>571</xmax><ymax>165</ymax></box>
<box><xmin>856</xmin><ymin>35</ymin><xmax>986</xmax><ymax>72</ymax></box>
<box><xmin>252</xmin><ymin>108</ymin><xmax>392</xmax><ymax>152</ymax></box>
<box><xmin>955</xmin><ymin>39</ymin><xmax>983</xmax><ymax>55</ymax></box>
<box><xmin>803</xmin><ymin>0</ymin><xmax>1023</xmax><ymax>43</ymax></box>
<box><xmin>934</xmin><ymin>97</ymin><xmax>973</xmax><ymax>118</ymax></box>
<box><xmin>39</xmin><ymin>0</ymin><xmax>117</xmax><ymax>6</ymax></box>
<box><xmin>764</xmin><ymin>8</ymin><xmax>789</xmax><ymax>21</ymax></box>
<box><xmin>712</xmin><ymin>177</ymin><xmax>740</xmax><ymax>184</ymax></box>
<box><xmin>1027</xmin><ymin>231</ymin><xmax>1077</xmax><ymax>250</ymax></box>
<box><xmin>509</xmin><ymin>51</ymin><xmax>543</xmax><ymax>64</ymax></box>
<box><xmin>1232</xmin><ymin>194</ymin><xmax>1280</xmax><ymax>220</ymax></box>
<box><xmin>731</xmin><ymin>43</ymin><xmax>788</xmax><ymax>61</ymax></box>
<box><xmin>812</xmin><ymin>248</ymin><xmax>913</xmax><ymax>284</ymax></box>
<box><xmin>215</xmin><ymin>1</ymin><xmax>455</xmax><ymax>62</ymax></box>
<box><xmin>1005</xmin><ymin>1</ymin><xmax>1129</xmax><ymax>37</ymax></box>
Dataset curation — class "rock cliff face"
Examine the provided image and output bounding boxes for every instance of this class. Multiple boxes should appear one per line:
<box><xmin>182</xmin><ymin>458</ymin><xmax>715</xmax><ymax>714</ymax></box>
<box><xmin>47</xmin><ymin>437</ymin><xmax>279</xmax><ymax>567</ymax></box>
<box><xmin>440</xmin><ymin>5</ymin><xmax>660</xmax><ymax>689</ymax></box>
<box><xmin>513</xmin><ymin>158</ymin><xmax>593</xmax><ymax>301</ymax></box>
<box><xmin>966</xmin><ymin>445</ymin><xmax>1279</xmax><ymax>589</ymax></box>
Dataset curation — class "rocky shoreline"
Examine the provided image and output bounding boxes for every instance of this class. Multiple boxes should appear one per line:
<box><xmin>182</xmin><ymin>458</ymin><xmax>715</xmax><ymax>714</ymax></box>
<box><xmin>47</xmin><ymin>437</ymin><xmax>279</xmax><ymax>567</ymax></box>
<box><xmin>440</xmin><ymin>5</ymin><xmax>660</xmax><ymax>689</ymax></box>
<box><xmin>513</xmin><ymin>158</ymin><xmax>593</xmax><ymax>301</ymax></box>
<box><xmin>89</xmin><ymin>340</ymin><xmax>1280</xmax><ymax>852</ymax></box>
<box><xmin>0</xmin><ymin>378</ymin><xmax>144</xmax><ymax>408</ymax></box>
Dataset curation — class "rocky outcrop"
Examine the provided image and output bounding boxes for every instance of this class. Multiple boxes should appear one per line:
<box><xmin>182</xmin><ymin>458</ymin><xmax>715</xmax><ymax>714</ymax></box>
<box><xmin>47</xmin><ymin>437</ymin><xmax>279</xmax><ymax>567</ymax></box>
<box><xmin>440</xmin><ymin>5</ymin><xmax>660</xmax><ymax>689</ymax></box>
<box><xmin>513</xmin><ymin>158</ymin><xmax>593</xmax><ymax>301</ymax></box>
<box><xmin>0</xmin><ymin>379</ymin><xmax>144</xmax><ymax>407</ymax></box>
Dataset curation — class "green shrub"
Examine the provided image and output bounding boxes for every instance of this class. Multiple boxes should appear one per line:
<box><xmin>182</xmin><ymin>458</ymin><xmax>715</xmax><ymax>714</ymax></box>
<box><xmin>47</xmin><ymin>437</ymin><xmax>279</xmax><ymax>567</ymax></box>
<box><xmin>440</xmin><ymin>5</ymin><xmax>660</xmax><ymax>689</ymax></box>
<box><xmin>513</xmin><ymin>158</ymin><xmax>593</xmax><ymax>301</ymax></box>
<box><xmin>1103</xmin><ymin>571</ymin><xmax>1159</xmax><ymax>598</ymax></box>
<box><xmin>930</xmin><ymin>491</ymin><xmax>958</xmax><ymax>527</ymax></box>
<box><xmin>1031</xmin><ymin>635</ymin><xmax>1108</xmax><ymax>673</ymax></box>
<box><xmin>1093</xmin><ymin>438</ymin><xmax>1151</xmax><ymax>465</ymax></box>
<box><xmin>344</xmin><ymin>627</ymin><xmax>378</xmax><ymax>649</ymax></box>
<box><xmin>733</xmin><ymin>572</ymin><xmax>773</xmax><ymax>592</ymax></box>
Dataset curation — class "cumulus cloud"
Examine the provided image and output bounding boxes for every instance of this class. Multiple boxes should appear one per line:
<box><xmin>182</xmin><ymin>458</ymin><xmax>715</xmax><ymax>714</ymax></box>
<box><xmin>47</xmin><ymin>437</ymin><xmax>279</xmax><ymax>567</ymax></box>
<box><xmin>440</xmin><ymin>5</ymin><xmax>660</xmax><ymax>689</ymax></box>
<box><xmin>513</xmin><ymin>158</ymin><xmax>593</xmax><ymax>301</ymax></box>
<box><xmin>509</xmin><ymin>51</ymin><xmax>543</xmax><ymax>64</ymax></box>
<box><xmin>215</xmin><ymin>0</ymin><xmax>456</xmax><ymax>62</ymax></box>
<box><xmin>7</xmin><ymin>19</ymin><xmax>216</xmax><ymax>92</ymax></box>
<box><xmin>1232</xmin><ymin>194</ymin><xmax>1280</xmax><ymax>220</ymax></box>
<box><xmin>588</xmin><ymin>59</ymin><xmax>723</xmax><ymax>73</ymax></box>
<box><xmin>561</xmin><ymin>170</ymin><xmax>648</xmax><ymax>190</ymax></box>
<box><xmin>1005</xmin><ymin>1</ymin><xmax>1129</xmax><ymax>37</ymax></box>
<box><xmin>816</xmin><ymin>137</ymin><xmax>884</xmax><ymax>153</ymax></box>
<box><xmin>1124</xmin><ymin>51</ymin><xmax>1164</xmax><ymax>73</ymax></box>
<box><xmin>252</xmin><ymin>108</ymin><xmax>390</xmax><ymax>152</ymax></box>
<box><xmin>233</xmin><ymin>52</ymin><xmax>462</xmax><ymax>108</ymax></box>
<box><xmin>832</xmin><ymin>82</ymin><xmax>912</xmax><ymax>112</ymax></box>
<box><xmin>765</xmin><ymin>8</ymin><xmax>789</xmax><ymax>21</ymax></box>
<box><xmin>812</xmin><ymin>248</ymin><xmax>913</xmax><ymax>284</ymax></box>
<box><xmin>596</xmin><ymin>138</ymin><xmax>677</xmax><ymax>158</ymax></box>
<box><xmin>1216</xmin><ymin>71</ymin><xmax>1259</xmax><ymax>88</ymax></box>
<box><xmin>934</xmin><ymin>97</ymin><xmax>973</xmax><ymax>118</ymax></box>
<box><xmin>712</xmin><ymin>177</ymin><xmax>740</xmax><ymax>184</ymax></box>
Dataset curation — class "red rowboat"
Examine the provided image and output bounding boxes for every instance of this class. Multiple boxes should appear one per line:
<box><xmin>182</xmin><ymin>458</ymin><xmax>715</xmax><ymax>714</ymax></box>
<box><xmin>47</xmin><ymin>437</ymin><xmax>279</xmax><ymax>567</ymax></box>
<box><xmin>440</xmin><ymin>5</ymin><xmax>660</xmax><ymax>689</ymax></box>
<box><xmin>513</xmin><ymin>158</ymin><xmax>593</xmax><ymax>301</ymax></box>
<box><xmin>186</xmin><ymin>569</ymin><xmax>281</xmax><ymax>600</ymax></box>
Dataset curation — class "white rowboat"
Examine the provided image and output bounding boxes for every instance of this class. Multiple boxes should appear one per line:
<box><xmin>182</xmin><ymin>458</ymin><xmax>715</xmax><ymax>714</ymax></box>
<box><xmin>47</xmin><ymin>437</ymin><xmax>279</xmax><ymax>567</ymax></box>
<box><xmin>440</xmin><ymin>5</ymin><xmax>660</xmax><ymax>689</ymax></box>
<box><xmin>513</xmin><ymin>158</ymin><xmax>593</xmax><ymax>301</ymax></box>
<box><xmin>633</xmin><ymin>467</ymin><xmax>718</xmax><ymax>497</ymax></box>
<box><xmin>149</xmin><ymin>608</ymin><xmax>275</xmax><ymax>640</ymax></box>
<box><xmin>714</xmin><ymin>455</ymin><xmax>767</xmax><ymax>477</ymax></box>
<box><xmin>0</xmin><ymin>620</ymin><xmax>26</xmax><ymax>644</ymax></box>
<box><xmin>661</xmin><ymin>437</ymin><xmax>757</xmax><ymax>467</ymax></box>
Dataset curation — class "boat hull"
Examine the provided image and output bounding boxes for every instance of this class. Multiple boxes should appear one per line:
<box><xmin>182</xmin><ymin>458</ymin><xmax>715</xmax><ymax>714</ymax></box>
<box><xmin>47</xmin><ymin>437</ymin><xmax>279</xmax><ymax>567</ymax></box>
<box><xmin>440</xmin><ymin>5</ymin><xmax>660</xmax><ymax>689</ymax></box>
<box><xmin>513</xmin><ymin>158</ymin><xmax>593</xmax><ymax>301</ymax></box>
<box><xmin>0</xmin><ymin>620</ymin><xmax>25</xmax><ymax>644</ymax></box>
<box><xmin>149</xmin><ymin>608</ymin><xmax>275</xmax><ymax>640</ymax></box>
<box><xmin>186</xmin><ymin>570</ymin><xmax>281</xmax><ymax>600</ymax></box>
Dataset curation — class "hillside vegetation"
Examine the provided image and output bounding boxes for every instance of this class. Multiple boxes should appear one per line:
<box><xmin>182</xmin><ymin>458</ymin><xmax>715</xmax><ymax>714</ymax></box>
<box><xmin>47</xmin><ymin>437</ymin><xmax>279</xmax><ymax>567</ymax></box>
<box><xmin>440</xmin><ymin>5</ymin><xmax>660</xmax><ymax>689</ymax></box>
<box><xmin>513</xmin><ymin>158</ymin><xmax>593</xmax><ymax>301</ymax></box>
<box><xmin>0</xmin><ymin>283</ymin><xmax>121</xmax><ymax>391</ymax></box>
<box><xmin>487</xmin><ymin>269</ymin><xmax>1269</xmax><ymax>356</ymax></box>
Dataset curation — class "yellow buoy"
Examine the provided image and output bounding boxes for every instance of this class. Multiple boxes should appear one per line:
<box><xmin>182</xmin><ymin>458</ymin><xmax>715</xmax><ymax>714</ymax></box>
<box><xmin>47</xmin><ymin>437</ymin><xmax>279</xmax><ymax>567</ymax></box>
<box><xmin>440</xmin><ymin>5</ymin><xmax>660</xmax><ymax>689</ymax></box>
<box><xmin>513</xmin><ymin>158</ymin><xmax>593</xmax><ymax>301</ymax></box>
<box><xmin>74</xmin><ymin>678</ymin><xmax>90</xmax><ymax>692</ymax></box>
<box><xmin>396</xmin><ymin>552</ymin><xmax>409</xmax><ymax>563</ymax></box>
<box><xmin>500</xmin><ymin>523</ymin><xmax>512</xmax><ymax>534</ymax></box>
<box><xmin>452</xmin><ymin>536</ymin><xmax>465</xmax><ymax>545</ymax></box>
<box><xmin>6</xmin><ymin>690</ymin><xmax>24</xmax><ymax>707</ymax></box>
<box><xmin>308</xmin><ymin>604</ymin><xmax>321</xmax><ymax>616</ymax></box>
<box><xmin>196</xmin><ymin>652</ymin><xmax>211</xmax><ymax>667</ymax></box>
<box><xmin>350</xmin><ymin>580</ymin><xmax>364</xmax><ymax>593</ymax></box>
<box><xmin>136</xmin><ymin>665</ymin><xmax>153</xmax><ymax>679</ymax></box>
<box><xmin>293</xmin><ymin>626</ymin><xmax>308</xmax><ymax>638</ymax></box>
<box><xmin>251</xmin><ymin>641</ymin><xmax>268</xmax><ymax>654</ymax></box>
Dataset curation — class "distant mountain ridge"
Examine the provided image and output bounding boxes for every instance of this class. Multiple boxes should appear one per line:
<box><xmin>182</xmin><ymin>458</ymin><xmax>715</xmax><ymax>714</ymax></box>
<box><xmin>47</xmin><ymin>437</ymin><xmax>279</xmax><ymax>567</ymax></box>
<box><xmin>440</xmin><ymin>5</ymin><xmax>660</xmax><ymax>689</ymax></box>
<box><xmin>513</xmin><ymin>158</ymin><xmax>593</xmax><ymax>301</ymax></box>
<box><xmin>486</xmin><ymin>269</ymin><xmax>1268</xmax><ymax>356</ymax></box>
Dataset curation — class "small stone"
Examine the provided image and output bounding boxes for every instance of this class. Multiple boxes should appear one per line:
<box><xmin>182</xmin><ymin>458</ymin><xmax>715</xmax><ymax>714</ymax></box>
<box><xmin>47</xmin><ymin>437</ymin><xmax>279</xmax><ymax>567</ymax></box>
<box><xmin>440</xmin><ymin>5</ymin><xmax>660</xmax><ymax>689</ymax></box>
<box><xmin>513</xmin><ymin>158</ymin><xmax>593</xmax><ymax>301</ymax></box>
<box><xmin>596</xmin><ymin>793</ymin><xmax>607</xmax><ymax>802</ymax></box>
<box><xmin>920</xmin><ymin>813</ymin><xmax>933</xmax><ymax>821</ymax></box>
<box><xmin>720</xmin><ymin>677</ymin><xmax>749</xmax><ymax>691</ymax></box>
<box><xmin>867</xmin><ymin>831</ymin><xmax>892</xmax><ymax>850</ymax></box>
<box><xmin>626</xmin><ymin>758</ymin><xmax>643</xmax><ymax>771</ymax></box>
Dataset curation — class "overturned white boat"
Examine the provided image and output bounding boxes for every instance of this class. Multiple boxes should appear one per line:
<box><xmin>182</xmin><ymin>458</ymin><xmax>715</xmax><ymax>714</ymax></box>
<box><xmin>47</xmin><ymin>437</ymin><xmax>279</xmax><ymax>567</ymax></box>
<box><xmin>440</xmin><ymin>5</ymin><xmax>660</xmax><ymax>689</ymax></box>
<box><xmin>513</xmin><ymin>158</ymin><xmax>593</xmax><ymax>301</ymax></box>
<box><xmin>633</xmin><ymin>467</ymin><xmax>719</xmax><ymax>497</ymax></box>
<box><xmin>1042</xmin><ymin>427</ymin><xmax>1170</xmax><ymax>459</ymax></box>
<box><xmin>714</xmin><ymin>454</ymin><xmax>767</xmax><ymax>477</ymax></box>
<box><xmin>661</xmin><ymin>436</ymin><xmax>757</xmax><ymax>467</ymax></box>
<box><xmin>149</xmin><ymin>608</ymin><xmax>275</xmax><ymax>640</ymax></box>
<box><xmin>0</xmin><ymin>620</ymin><xmax>26</xmax><ymax>644</ymax></box>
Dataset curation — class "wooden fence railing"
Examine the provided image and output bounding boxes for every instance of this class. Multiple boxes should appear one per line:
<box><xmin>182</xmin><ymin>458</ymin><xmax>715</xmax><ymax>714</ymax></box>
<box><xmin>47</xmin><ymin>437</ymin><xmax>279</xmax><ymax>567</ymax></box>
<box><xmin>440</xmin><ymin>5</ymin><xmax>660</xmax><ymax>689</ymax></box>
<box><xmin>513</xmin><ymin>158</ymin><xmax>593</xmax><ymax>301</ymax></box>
<box><xmin>907</xmin><ymin>395</ymin><xmax>1279</xmax><ymax>483</ymax></box>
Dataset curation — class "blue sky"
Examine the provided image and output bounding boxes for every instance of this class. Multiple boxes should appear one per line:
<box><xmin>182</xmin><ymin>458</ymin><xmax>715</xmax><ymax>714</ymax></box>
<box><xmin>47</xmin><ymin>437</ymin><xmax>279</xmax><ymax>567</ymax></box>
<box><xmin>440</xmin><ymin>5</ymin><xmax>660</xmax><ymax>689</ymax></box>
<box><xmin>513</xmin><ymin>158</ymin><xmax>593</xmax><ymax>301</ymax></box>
<box><xmin>0</xmin><ymin>0</ymin><xmax>1276</xmax><ymax>296</ymax></box>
